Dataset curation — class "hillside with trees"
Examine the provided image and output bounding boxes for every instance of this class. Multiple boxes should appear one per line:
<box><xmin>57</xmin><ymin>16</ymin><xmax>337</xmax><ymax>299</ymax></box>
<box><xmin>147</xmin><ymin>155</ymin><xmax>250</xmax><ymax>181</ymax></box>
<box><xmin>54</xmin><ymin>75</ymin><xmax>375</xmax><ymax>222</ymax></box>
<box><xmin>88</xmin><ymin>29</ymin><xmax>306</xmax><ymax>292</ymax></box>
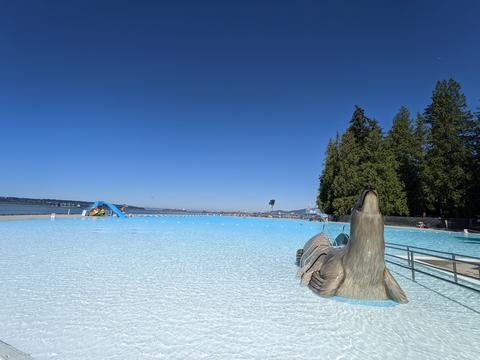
<box><xmin>317</xmin><ymin>79</ymin><xmax>479</xmax><ymax>218</ymax></box>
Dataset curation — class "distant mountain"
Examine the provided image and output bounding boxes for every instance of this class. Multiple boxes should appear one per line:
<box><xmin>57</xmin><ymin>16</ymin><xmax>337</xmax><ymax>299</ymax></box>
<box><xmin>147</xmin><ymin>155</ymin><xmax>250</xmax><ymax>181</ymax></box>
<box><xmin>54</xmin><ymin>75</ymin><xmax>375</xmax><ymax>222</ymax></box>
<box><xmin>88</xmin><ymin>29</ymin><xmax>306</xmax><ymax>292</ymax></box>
<box><xmin>268</xmin><ymin>208</ymin><xmax>324</xmax><ymax>215</ymax></box>
<box><xmin>288</xmin><ymin>209</ymin><xmax>310</xmax><ymax>214</ymax></box>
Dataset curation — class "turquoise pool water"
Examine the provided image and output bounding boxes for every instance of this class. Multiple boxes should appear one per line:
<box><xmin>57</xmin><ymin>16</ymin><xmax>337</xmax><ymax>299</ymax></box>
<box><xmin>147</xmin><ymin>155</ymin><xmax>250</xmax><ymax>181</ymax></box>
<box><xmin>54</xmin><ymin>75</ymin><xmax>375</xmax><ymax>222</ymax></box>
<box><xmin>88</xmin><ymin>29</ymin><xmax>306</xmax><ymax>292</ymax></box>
<box><xmin>325</xmin><ymin>221</ymin><xmax>480</xmax><ymax>256</ymax></box>
<box><xmin>0</xmin><ymin>216</ymin><xmax>479</xmax><ymax>359</ymax></box>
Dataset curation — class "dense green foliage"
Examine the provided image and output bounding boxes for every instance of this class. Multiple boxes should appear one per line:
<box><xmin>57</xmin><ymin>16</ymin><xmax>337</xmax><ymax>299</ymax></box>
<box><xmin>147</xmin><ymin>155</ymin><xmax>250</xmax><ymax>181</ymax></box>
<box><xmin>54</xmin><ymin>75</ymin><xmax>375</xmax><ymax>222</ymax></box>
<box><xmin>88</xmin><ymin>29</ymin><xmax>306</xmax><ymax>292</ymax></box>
<box><xmin>465</xmin><ymin>108</ymin><xmax>480</xmax><ymax>217</ymax></box>
<box><xmin>423</xmin><ymin>80</ymin><xmax>473</xmax><ymax>216</ymax></box>
<box><xmin>317</xmin><ymin>79</ymin><xmax>479</xmax><ymax>217</ymax></box>
<box><xmin>385</xmin><ymin>107</ymin><xmax>425</xmax><ymax>215</ymax></box>
<box><xmin>318</xmin><ymin>106</ymin><xmax>408</xmax><ymax>216</ymax></box>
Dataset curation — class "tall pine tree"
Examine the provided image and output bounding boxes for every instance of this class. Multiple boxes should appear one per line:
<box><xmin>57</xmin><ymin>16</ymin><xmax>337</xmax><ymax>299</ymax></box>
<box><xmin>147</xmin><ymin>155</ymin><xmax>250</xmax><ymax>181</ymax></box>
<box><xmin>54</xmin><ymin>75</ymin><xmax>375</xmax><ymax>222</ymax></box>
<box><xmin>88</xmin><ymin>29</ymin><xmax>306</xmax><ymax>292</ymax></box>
<box><xmin>385</xmin><ymin>107</ymin><xmax>424</xmax><ymax>215</ymax></box>
<box><xmin>423</xmin><ymin>79</ymin><xmax>472</xmax><ymax>217</ymax></box>
<box><xmin>331</xmin><ymin>129</ymin><xmax>363</xmax><ymax>214</ymax></box>
<box><xmin>325</xmin><ymin>106</ymin><xmax>408</xmax><ymax>215</ymax></box>
<box><xmin>414</xmin><ymin>113</ymin><xmax>428</xmax><ymax>216</ymax></box>
<box><xmin>359</xmin><ymin>120</ymin><xmax>408</xmax><ymax>215</ymax></box>
<box><xmin>465</xmin><ymin>108</ymin><xmax>480</xmax><ymax>216</ymax></box>
<box><xmin>317</xmin><ymin>134</ymin><xmax>340</xmax><ymax>214</ymax></box>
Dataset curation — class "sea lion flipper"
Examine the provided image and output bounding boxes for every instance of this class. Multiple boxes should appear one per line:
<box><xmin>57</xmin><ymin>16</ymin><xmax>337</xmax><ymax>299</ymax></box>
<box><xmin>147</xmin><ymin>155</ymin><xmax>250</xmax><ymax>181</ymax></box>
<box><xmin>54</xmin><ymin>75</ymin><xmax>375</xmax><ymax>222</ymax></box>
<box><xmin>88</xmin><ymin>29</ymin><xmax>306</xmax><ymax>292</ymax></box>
<box><xmin>296</xmin><ymin>233</ymin><xmax>331</xmax><ymax>281</ymax></box>
<box><xmin>384</xmin><ymin>268</ymin><xmax>408</xmax><ymax>304</ymax></box>
<box><xmin>297</xmin><ymin>250</ymin><xmax>328</xmax><ymax>283</ymax></box>
<box><xmin>308</xmin><ymin>253</ymin><xmax>344</xmax><ymax>297</ymax></box>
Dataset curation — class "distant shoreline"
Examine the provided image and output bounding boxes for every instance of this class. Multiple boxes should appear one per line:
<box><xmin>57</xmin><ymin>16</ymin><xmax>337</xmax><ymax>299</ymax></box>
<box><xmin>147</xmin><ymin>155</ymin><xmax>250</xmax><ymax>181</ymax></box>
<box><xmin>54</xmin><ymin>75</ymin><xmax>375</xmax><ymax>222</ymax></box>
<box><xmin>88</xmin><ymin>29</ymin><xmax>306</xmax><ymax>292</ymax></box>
<box><xmin>0</xmin><ymin>214</ymin><xmax>83</xmax><ymax>221</ymax></box>
<box><xmin>0</xmin><ymin>197</ymin><xmax>144</xmax><ymax>209</ymax></box>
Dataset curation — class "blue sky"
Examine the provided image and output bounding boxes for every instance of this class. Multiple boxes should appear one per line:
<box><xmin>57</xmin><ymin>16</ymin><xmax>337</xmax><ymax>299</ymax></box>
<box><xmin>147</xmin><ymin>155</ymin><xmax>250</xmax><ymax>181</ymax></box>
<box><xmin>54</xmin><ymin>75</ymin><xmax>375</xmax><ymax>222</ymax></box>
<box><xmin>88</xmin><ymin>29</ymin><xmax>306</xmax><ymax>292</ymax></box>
<box><xmin>0</xmin><ymin>0</ymin><xmax>479</xmax><ymax>211</ymax></box>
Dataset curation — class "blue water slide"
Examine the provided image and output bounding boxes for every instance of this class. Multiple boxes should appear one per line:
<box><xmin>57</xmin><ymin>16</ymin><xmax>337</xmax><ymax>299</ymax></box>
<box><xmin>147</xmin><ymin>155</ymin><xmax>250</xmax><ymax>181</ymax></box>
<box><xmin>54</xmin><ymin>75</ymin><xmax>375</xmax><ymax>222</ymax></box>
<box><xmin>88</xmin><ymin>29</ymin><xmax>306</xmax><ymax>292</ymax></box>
<box><xmin>86</xmin><ymin>201</ymin><xmax>126</xmax><ymax>218</ymax></box>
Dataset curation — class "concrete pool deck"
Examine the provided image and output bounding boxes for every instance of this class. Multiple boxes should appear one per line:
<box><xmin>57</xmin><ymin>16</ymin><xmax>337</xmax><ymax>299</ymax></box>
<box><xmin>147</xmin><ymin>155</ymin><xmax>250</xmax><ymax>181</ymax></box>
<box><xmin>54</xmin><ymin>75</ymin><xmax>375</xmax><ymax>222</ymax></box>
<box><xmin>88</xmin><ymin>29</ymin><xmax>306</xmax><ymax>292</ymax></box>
<box><xmin>418</xmin><ymin>257</ymin><xmax>480</xmax><ymax>279</ymax></box>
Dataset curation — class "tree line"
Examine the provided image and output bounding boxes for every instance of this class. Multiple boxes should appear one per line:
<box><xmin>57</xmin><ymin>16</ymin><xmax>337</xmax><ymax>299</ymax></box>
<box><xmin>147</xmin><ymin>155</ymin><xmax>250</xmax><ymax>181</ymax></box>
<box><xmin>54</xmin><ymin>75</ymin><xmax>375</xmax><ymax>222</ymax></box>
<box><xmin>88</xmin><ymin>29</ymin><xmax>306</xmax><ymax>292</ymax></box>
<box><xmin>317</xmin><ymin>79</ymin><xmax>479</xmax><ymax>218</ymax></box>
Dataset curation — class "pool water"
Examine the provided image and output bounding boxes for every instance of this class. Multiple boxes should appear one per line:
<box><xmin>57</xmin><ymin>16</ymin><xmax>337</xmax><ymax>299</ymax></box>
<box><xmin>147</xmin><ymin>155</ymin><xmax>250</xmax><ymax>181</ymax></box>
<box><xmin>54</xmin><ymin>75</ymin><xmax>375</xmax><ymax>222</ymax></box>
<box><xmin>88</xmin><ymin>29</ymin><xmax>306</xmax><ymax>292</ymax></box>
<box><xmin>0</xmin><ymin>216</ymin><xmax>479</xmax><ymax>359</ymax></box>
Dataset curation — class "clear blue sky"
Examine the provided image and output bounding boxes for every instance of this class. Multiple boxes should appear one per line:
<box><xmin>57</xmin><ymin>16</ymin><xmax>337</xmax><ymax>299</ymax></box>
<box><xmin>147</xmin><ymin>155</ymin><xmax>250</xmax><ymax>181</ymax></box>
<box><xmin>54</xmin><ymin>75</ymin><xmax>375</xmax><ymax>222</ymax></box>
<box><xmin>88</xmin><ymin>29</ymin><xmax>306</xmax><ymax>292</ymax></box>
<box><xmin>0</xmin><ymin>0</ymin><xmax>479</xmax><ymax>211</ymax></box>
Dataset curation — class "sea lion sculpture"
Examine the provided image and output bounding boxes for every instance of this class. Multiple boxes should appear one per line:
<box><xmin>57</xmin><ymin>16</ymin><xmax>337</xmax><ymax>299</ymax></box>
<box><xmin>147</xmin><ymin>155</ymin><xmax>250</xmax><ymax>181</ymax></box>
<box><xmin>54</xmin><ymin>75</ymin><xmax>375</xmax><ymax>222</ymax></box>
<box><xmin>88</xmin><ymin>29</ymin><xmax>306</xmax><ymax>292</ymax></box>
<box><xmin>296</xmin><ymin>189</ymin><xmax>408</xmax><ymax>303</ymax></box>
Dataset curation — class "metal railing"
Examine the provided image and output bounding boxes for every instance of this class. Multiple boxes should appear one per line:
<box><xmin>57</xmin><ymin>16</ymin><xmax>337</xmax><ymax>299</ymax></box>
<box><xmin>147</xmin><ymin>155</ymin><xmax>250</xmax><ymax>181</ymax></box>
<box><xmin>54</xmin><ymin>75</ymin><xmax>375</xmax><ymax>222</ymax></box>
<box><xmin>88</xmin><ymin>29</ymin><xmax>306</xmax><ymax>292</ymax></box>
<box><xmin>385</xmin><ymin>242</ymin><xmax>480</xmax><ymax>293</ymax></box>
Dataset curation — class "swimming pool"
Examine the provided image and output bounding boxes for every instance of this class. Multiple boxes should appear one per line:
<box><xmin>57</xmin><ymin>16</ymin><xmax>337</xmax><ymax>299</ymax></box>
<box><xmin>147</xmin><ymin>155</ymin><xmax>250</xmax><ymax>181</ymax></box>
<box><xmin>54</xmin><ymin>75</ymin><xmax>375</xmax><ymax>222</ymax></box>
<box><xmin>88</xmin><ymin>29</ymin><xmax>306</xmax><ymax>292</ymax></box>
<box><xmin>0</xmin><ymin>216</ymin><xmax>479</xmax><ymax>359</ymax></box>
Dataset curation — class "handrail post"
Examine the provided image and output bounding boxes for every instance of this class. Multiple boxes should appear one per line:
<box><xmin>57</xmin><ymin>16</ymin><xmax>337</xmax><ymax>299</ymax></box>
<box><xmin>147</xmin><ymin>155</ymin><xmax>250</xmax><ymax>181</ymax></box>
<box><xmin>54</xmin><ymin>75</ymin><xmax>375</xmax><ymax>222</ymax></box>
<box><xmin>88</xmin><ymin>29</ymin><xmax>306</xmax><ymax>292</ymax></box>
<box><xmin>410</xmin><ymin>250</ymin><xmax>415</xmax><ymax>281</ymax></box>
<box><xmin>452</xmin><ymin>254</ymin><xmax>458</xmax><ymax>283</ymax></box>
<box><xmin>407</xmin><ymin>246</ymin><xmax>411</xmax><ymax>266</ymax></box>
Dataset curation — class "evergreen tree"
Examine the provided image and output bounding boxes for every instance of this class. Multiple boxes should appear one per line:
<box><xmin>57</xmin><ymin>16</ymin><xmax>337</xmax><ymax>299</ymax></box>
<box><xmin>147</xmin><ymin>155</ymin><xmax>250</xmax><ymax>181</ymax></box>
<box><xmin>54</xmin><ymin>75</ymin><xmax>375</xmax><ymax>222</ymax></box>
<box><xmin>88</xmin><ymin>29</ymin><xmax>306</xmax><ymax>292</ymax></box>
<box><xmin>359</xmin><ymin>120</ymin><xmax>408</xmax><ymax>215</ymax></box>
<box><xmin>475</xmin><ymin>109</ymin><xmax>480</xmax><ymax>215</ymax></box>
<box><xmin>465</xmin><ymin>108</ymin><xmax>480</xmax><ymax>216</ymax></box>
<box><xmin>385</xmin><ymin>107</ymin><xmax>424</xmax><ymax>215</ymax></box>
<box><xmin>316</xmin><ymin>79</ymin><xmax>478</xmax><ymax>218</ymax></box>
<box><xmin>328</xmin><ymin>107</ymin><xmax>408</xmax><ymax>215</ymax></box>
<box><xmin>349</xmin><ymin>105</ymin><xmax>371</xmax><ymax>145</ymax></box>
<box><xmin>317</xmin><ymin>134</ymin><xmax>340</xmax><ymax>214</ymax></box>
<box><xmin>423</xmin><ymin>79</ymin><xmax>472</xmax><ymax>217</ymax></box>
<box><xmin>331</xmin><ymin>129</ymin><xmax>363</xmax><ymax>214</ymax></box>
<box><xmin>414</xmin><ymin>113</ymin><xmax>428</xmax><ymax>216</ymax></box>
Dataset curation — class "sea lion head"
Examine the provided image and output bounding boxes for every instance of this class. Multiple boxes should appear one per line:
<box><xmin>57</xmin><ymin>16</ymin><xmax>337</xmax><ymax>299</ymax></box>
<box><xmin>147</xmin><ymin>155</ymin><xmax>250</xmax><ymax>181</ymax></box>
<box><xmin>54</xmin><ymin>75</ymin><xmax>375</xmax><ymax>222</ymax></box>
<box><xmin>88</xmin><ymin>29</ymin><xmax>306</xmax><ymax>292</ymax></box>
<box><xmin>348</xmin><ymin>188</ymin><xmax>384</xmax><ymax>257</ymax></box>
<box><xmin>355</xmin><ymin>189</ymin><xmax>380</xmax><ymax>214</ymax></box>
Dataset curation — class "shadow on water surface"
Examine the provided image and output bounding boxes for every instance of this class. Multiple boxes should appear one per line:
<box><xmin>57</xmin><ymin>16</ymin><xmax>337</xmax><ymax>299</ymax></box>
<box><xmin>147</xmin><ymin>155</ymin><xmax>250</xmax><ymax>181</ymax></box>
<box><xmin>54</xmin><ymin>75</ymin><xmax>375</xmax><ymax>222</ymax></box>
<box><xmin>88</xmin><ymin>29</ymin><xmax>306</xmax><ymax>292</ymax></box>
<box><xmin>454</xmin><ymin>236</ymin><xmax>480</xmax><ymax>244</ymax></box>
<box><xmin>332</xmin><ymin>296</ymin><xmax>398</xmax><ymax>308</ymax></box>
<box><xmin>390</xmin><ymin>269</ymin><xmax>480</xmax><ymax>315</ymax></box>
